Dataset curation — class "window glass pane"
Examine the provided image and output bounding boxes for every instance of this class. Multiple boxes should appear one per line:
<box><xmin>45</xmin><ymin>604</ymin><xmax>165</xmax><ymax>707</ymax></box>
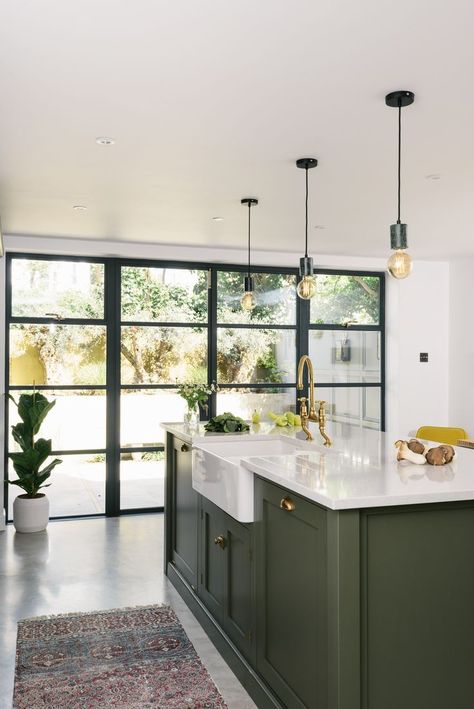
<box><xmin>217</xmin><ymin>272</ymin><xmax>296</xmax><ymax>325</ymax></box>
<box><xmin>317</xmin><ymin>386</ymin><xmax>381</xmax><ymax>429</ymax></box>
<box><xmin>121</xmin><ymin>326</ymin><xmax>207</xmax><ymax>384</ymax></box>
<box><xmin>217</xmin><ymin>328</ymin><xmax>295</xmax><ymax>384</ymax></box>
<box><xmin>121</xmin><ymin>389</ymin><xmax>187</xmax><ymax>447</ymax></box>
<box><xmin>310</xmin><ymin>275</ymin><xmax>380</xmax><ymax>325</ymax></box>
<box><xmin>8</xmin><ymin>454</ymin><xmax>105</xmax><ymax>520</ymax></box>
<box><xmin>120</xmin><ymin>452</ymin><xmax>165</xmax><ymax>510</ymax></box>
<box><xmin>11</xmin><ymin>259</ymin><xmax>104</xmax><ymax>319</ymax></box>
<box><xmin>121</xmin><ymin>267</ymin><xmax>208</xmax><ymax>323</ymax></box>
<box><xmin>309</xmin><ymin>331</ymin><xmax>381</xmax><ymax>383</ymax></box>
<box><xmin>216</xmin><ymin>388</ymin><xmax>296</xmax><ymax>421</ymax></box>
<box><xmin>9</xmin><ymin>325</ymin><xmax>106</xmax><ymax>386</ymax></box>
<box><xmin>9</xmin><ymin>390</ymin><xmax>106</xmax><ymax>451</ymax></box>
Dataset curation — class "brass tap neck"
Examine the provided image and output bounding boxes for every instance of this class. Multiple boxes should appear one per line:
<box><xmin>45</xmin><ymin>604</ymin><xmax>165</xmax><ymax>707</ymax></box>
<box><xmin>297</xmin><ymin>355</ymin><xmax>316</xmax><ymax>416</ymax></box>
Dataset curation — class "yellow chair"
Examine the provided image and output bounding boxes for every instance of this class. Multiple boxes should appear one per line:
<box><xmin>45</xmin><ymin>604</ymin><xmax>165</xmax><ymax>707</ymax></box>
<box><xmin>416</xmin><ymin>426</ymin><xmax>468</xmax><ymax>446</ymax></box>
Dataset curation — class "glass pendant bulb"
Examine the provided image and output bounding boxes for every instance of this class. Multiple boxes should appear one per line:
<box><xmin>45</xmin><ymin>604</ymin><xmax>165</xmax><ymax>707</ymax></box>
<box><xmin>241</xmin><ymin>290</ymin><xmax>257</xmax><ymax>311</ymax></box>
<box><xmin>385</xmin><ymin>91</ymin><xmax>415</xmax><ymax>279</ymax></box>
<box><xmin>241</xmin><ymin>199</ymin><xmax>258</xmax><ymax>312</ymax></box>
<box><xmin>297</xmin><ymin>275</ymin><xmax>317</xmax><ymax>299</ymax></box>
<box><xmin>387</xmin><ymin>249</ymin><xmax>412</xmax><ymax>279</ymax></box>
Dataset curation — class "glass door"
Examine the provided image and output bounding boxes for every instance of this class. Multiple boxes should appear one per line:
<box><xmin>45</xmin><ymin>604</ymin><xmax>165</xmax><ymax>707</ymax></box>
<box><xmin>118</xmin><ymin>264</ymin><xmax>209</xmax><ymax>511</ymax></box>
<box><xmin>7</xmin><ymin>256</ymin><xmax>107</xmax><ymax>519</ymax></box>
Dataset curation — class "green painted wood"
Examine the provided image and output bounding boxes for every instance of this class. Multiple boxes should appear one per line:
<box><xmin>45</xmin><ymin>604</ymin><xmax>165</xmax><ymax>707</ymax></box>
<box><xmin>255</xmin><ymin>477</ymin><xmax>328</xmax><ymax>709</ymax></box>
<box><xmin>199</xmin><ymin>497</ymin><xmax>226</xmax><ymax>622</ymax></box>
<box><xmin>222</xmin><ymin>512</ymin><xmax>255</xmax><ymax>663</ymax></box>
<box><xmin>361</xmin><ymin>503</ymin><xmax>474</xmax><ymax>709</ymax></box>
<box><xmin>168</xmin><ymin>562</ymin><xmax>284</xmax><ymax>709</ymax></box>
<box><xmin>326</xmin><ymin>509</ymin><xmax>361</xmax><ymax>709</ymax></box>
<box><xmin>169</xmin><ymin>436</ymin><xmax>199</xmax><ymax>590</ymax></box>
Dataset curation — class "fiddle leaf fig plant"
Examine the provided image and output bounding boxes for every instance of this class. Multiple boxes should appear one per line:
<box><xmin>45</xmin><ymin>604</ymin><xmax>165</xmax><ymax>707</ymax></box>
<box><xmin>8</xmin><ymin>393</ymin><xmax>62</xmax><ymax>498</ymax></box>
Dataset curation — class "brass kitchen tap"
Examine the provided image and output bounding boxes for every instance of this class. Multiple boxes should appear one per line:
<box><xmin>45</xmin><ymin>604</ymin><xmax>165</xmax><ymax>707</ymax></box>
<box><xmin>296</xmin><ymin>355</ymin><xmax>332</xmax><ymax>446</ymax></box>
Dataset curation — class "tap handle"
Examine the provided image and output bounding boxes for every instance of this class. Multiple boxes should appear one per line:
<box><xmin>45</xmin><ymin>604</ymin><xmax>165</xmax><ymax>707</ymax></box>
<box><xmin>298</xmin><ymin>396</ymin><xmax>308</xmax><ymax>415</ymax></box>
<box><xmin>316</xmin><ymin>400</ymin><xmax>325</xmax><ymax>422</ymax></box>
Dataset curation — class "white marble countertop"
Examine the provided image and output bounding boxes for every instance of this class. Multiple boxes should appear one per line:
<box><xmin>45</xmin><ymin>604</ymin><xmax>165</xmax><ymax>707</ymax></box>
<box><xmin>161</xmin><ymin>421</ymin><xmax>474</xmax><ymax>510</ymax></box>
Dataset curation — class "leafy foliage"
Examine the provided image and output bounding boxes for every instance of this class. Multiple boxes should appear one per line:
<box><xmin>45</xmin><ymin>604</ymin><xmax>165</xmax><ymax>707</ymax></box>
<box><xmin>311</xmin><ymin>275</ymin><xmax>380</xmax><ymax>325</ymax></box>
<box><xmin>8</xmin><ymin>393</ymin><xmax>62</xmax><ymax>497</ymax></box>
<box><xmin>11</xmin><ymin>263</ymin><xmax>381</xmax><ymax>390</ymax></box>
<box><xmin>204</xmin><ymin>412</ymin><xmax>250</xmax><ymax>433</ymax></box>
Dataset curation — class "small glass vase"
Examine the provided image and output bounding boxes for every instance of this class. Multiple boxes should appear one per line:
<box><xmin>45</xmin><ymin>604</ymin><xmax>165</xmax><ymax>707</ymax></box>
<box><xmin>184</xmin><ymin>403</ymin><xmax>200</xmax><ymax>428</ymax></box>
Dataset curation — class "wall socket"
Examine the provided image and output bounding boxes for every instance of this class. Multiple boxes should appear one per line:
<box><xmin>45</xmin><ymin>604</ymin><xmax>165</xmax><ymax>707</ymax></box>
<box><xmin>420</xmin><ymin>352</ymin><xmax>429</xmax><ymax>363</ymax></box>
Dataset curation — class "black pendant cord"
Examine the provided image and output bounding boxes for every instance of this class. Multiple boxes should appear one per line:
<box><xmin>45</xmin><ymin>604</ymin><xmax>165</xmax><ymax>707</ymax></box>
<box><xmin>397</xmin><ymin>102</ymin><xmax>402</xmax><ymax>225</ymax></box>
<box><xmin>247</xmin><ymin>202</ymin><xmax>251</xmax><ymax>280</ymax></box>
<box><xmin>304</xmin><ymin>166</ymin><xmax>309</xmax><ymax>257</ymax></box>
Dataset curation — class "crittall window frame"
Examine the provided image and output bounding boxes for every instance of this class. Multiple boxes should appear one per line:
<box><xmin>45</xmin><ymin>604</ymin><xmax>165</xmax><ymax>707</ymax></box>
<box><xmin>4</xmin><ymin>253</ymin><xmax>385</xmax><ymax>521</ymax></box>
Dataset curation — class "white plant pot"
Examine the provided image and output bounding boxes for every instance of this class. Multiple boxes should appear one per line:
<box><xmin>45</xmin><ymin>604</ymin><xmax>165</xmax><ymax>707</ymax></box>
<box><xmin>13</xmin><ymin>494</ymin><xmax>50</xmax><ymax>533</ymax></box>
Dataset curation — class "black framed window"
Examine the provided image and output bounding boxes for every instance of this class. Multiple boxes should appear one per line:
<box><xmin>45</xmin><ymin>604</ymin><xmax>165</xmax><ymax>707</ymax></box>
<box><xmin>118</xmin><ymin>264</ymin><xmax>210</xmax><ymax>512</ymax></box>
<box><xmin>308</xmin><ymin>273</ymin><xmax>384</xmax><ymax>430</ymax></box>
<box><xmin>213</xmin><ymin>269</ymin><xmax>299</xmax><ymax>419</ymax></box>
<box><xmin>4</xmin><ymin>254</ymin><xmax>385</xmax><ymax>521</ymax></box>
<box><xmin>6</xmin><ymin>255</ymin><xmax>108</xmax><ymax>520</ymax></box>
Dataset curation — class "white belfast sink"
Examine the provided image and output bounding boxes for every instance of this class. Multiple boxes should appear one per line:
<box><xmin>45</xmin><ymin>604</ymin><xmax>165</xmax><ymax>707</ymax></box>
<box><xmin>192</xmin><ymin>435</ymin><xmax>314</xmax><ymax>522</ymax></box>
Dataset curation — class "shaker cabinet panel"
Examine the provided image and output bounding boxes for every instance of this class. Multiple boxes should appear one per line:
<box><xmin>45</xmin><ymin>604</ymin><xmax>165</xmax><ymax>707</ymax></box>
<box><xmin>255</xmin><ymin>477</ymin><xmax>328</xmax><ymax>709</ymax></box>
<box><xmin>199</xmin><ymin>497</ymin><xmax>254</xmax><ymax>662</ymax></box>
<box><xmin>170</xmin><ymin>437</ymin><xmax>199</xmax><ymax>590</ymax></box>
<box><xmin>199</xmin><ymin>496</ymin><xmax>226</xmax><ymax>622</ymax></box>
<box><xmin>222</xmin><ymin>513</ymin><xmax>254</xmax><ymax>662</ymax></box>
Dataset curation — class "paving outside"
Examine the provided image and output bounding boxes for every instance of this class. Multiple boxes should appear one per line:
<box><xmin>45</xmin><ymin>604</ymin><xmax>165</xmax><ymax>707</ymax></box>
<box><xmin>8</xmin><ymin>459</ymin><xmax>165</xmax><ymax>520</ymax></box>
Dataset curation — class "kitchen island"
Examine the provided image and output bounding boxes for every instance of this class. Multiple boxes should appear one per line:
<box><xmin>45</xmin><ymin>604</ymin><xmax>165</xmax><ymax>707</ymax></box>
<box><xmin>163</xmin><ymin>421</ymin><xmax>474</xmax><ymax>709</ymax></box>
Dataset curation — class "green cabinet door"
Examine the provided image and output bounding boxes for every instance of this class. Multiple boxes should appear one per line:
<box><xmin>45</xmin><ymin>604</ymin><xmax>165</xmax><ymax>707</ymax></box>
<box><xmin>199</xmin><ymin>497</ymin><xmax>255</xmax><ymax>662</ymax></box>
<box><xmin>222</xmin><ymin>512</ymin><xmax>254</xmax><ymax>663</ymax></box>
<box><xmin>199</xmin><ymin>496</ymin><xmax>226</xmax><ymax>621</ymax></box>
<box><xmin>169</xmin><ymin>437</ymin><xmax>199</xmax><ymax>590</ymax></box>
<box><xmin>255</xmin><ymin>478</ymin><xmax>328</xmax><ymax>709</ymax></box>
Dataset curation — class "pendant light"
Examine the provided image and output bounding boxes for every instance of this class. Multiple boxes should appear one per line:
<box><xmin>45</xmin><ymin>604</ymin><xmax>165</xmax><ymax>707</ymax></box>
<box><xmin>385</xmin><ymin>90</ymin><xmax>415</xmax><ymax>279</ymax></box>
<box><xmin>241</xmin><ymin>197</ymin><xmax>258</xmax><ymax>311</ymax></box>
<box><xmin>296</xmin><ymin>158</ymin><xmax>318</xmax><ymax>299</ymax></box>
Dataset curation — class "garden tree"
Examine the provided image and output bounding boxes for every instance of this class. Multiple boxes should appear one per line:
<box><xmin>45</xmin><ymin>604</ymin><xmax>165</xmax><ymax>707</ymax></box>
<box><xmin>11</xmin><ymin>263</ymin><xmax>379</xmax><ymax>387</ymax></box>
<box><xmin>312</xmin><ymin>275</ymin><xmax>379</xmax><ymax>324</ymax></box>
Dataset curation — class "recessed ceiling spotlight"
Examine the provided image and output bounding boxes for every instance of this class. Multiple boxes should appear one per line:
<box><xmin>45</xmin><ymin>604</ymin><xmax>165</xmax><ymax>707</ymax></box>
<box><xmin>425</xmin><ymin>173</ymin><xmax>441</xmax><ymax>180</ymax></box>
<box><xmin>212</xmin><ymin>216</ymin><xmax>224</xmax><ymax>221</ymax></box>
<box><xmin>96</xmin><ymin>136</ymin><xmax>115</xmax><ymax>146</ymax></box>
<box><xmin>73</xmin><ymin>205</ymin><xmax>87</xmax><ymax>211</ymax></box>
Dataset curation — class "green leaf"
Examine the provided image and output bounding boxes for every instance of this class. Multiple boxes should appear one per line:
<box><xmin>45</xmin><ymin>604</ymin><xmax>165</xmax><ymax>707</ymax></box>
<box><xmin>38</xmin><ymin>458</ymin><xmax>62</xmax><ymax>478</ymax></box>
<box><xmin>11</xmin><ymin>422</ymin><xmax>33</xmax><ymax>452</ymax></box>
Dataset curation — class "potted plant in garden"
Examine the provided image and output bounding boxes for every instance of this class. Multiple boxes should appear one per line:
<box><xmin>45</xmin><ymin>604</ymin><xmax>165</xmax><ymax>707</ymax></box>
<box><xmin>177</xmin><ymin>382</ymin><xmax>218</xmax><ymax>427</ymax></box>
<box><xmin>8</xmin><ymin>392</ymin><xmax>62</xmax><ymax>533</ymax></box>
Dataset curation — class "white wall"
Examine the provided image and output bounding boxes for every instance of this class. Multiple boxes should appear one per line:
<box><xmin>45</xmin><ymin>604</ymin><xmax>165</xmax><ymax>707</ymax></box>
<box><xmin>449</xmin><ymin>259</ymin><xmax>474</xmax><ymax>435</ymax></box>
<box><xmin>385</xmin><ymin>261</ymin><xmax>450</xmax><ymax>435</ymax></box>
<box><xmin>0</xmin><ymin>234</ymin><xmax>451</xmax><ymax>523</ymax></box>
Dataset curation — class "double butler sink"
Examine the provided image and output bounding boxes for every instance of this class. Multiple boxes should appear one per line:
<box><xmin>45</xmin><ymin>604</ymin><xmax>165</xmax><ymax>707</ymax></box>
<box><xmin>192</xmin><ymin>435</ymin><xmax>315</xmax><ymax>522</ymax></box>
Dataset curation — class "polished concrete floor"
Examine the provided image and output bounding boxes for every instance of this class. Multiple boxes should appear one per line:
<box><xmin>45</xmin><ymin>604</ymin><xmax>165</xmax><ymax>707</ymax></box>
<box><xmin>0</xmin><ymin>514</ymin><xmax>256</xmax><ymax>709</ymax></box>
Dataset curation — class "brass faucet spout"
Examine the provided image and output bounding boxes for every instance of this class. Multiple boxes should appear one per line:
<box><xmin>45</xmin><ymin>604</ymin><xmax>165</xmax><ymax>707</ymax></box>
<box><xmin>297</xmin><ymin>355</ymin><xmax>332</xmax><ymax>446</ymax></box>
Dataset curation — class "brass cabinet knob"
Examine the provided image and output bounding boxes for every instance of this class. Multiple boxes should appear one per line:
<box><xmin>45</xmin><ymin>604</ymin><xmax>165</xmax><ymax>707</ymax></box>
<box><xmin>280</xmin><ymin>496</ymin><xmax>296</xmax><ymax>512</ymax></box>
<box><xmin>214</xmin><ymin>535</ymin><xmax>226</xmax><ymax>549</ymax></box>
<box><xmin>180</xmin><ymin>443</ymin><xmax>189</xmax><ymax>453</ymax></box>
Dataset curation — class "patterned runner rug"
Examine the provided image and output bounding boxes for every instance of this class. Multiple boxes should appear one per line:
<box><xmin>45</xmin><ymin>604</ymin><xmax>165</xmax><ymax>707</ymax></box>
<box><xmin>13</xmin><ymin>605</ymin><xmax>228</xmax><ymax>708</ymax></box>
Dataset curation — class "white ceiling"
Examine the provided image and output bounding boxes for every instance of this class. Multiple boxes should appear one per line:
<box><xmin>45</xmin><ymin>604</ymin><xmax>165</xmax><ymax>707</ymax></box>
<box><xmin>1</xmin><ymin>0</ymin><xmax>473</xmax><ymax>259</ymax></box>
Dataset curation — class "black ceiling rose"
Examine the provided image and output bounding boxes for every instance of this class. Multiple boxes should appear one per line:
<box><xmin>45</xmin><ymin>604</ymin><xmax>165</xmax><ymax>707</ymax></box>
<box><xmin>296</xmin><ymin>158</ymin><xmax>318</xmax><ymax>170</ymax></box>
<box><xmin>385</xmin><ymin>90</ymin><xmax>415</xmax><ymax>108</ymax></box>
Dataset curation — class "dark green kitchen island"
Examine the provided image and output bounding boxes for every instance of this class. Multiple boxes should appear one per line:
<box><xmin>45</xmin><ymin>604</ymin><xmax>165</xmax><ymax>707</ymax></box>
<box><xmin>163</xmin><ymin>423</ymin><xmax>474</xmax><ymax>709</ymax></box>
